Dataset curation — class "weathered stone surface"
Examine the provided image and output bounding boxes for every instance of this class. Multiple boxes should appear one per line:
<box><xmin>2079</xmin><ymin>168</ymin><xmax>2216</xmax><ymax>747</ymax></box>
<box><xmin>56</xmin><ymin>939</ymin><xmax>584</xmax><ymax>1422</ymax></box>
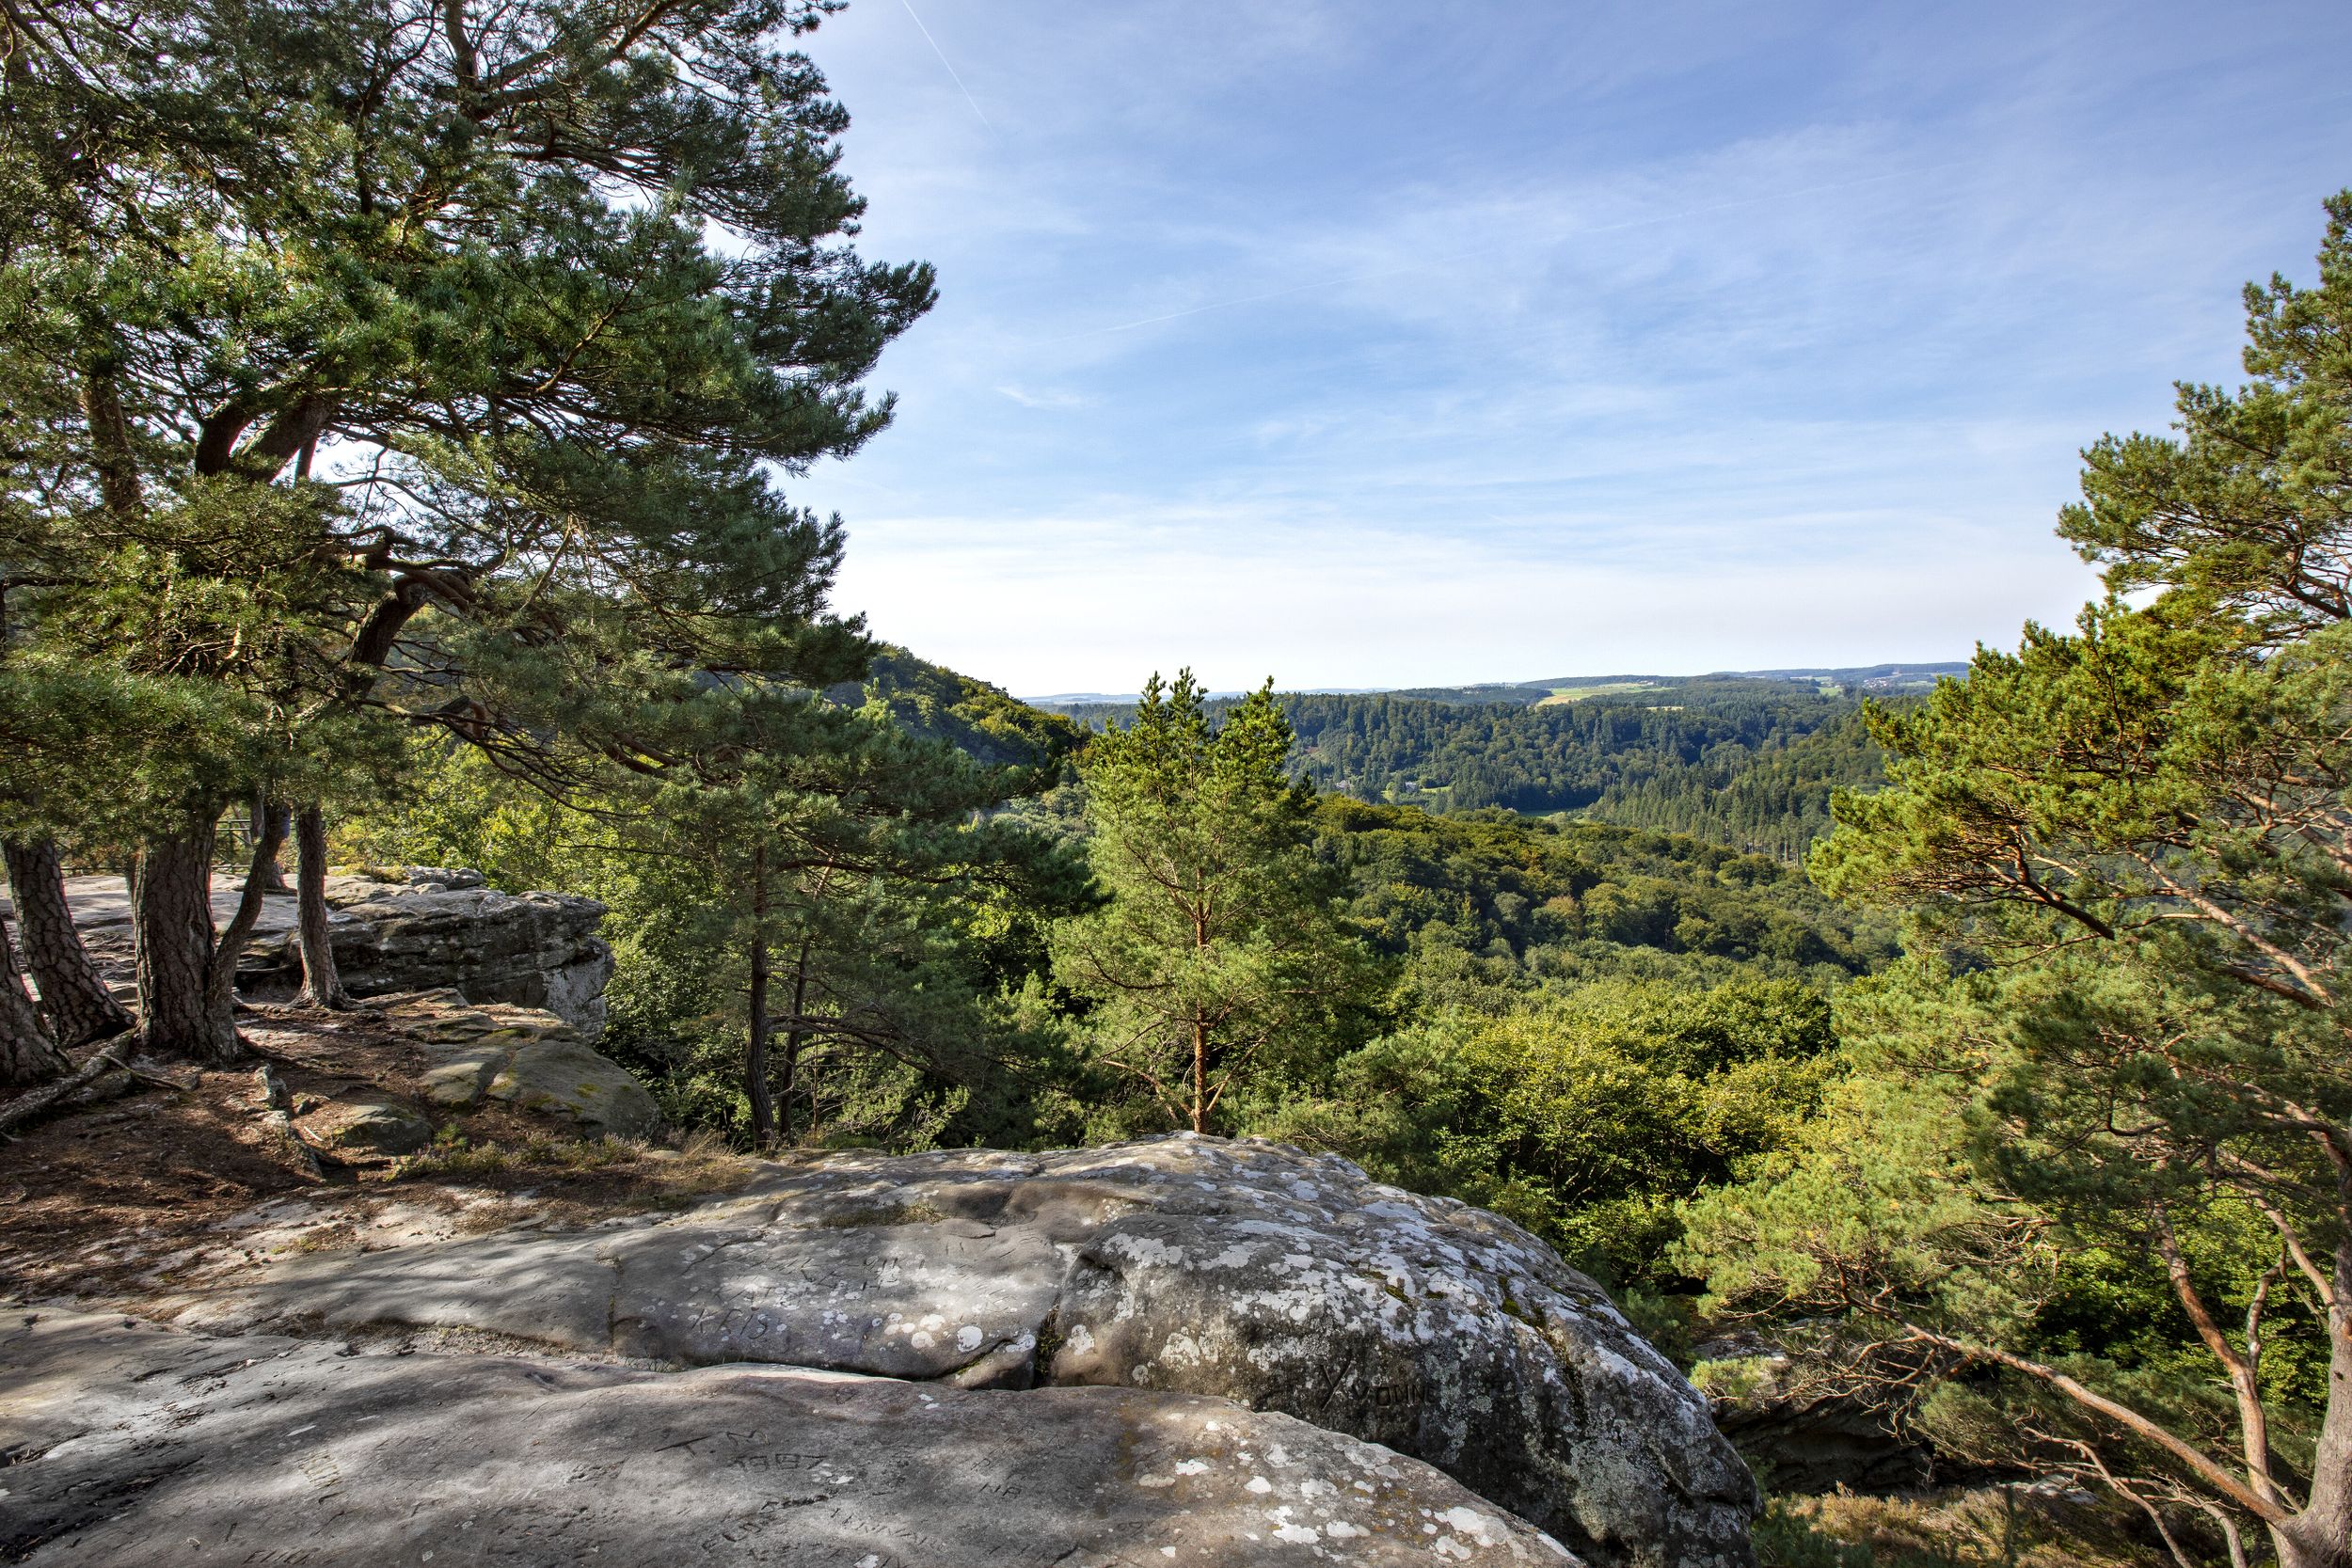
<box><xmin>306</xmin><ymin>1097</ymin><xmax>435</xmax><ymax>1156</ymax></box>
<box><xmin>1</xmin><ymin>1307</ymin><xmax>1577</xmax><ymax>1567</ymax></box>
<box><xmin>181</xmin><ymin>1133</ymin><xmax>1756</xmax><ymax>1567</ymax></box>
<box><xmin>308</xmin><ymin>874</ymin><xmax>615</xmax><ymax>1036</ymax></box>
<box><xmin>377</xmin><ymin>989</ymin><xmax>661</xmax><ymax>1139</ymax></box>
<box><xmin>50</xmin><ymin>867</ymin><xmax>615</xmax><ymax>1037</ymax></box>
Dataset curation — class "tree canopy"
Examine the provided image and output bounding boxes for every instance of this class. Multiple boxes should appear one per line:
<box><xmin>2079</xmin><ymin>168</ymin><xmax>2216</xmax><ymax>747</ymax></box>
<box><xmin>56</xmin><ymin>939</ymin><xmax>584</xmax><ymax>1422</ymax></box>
<box><xmin>1</xmin><ymin>0</ymin><xmax>934</xmax><ymax>1059</ymax></box>
<box><xmin>1681</xmin><ymin>194</ymin><xmax>2352</xmax><ymax>1568</ymax></box>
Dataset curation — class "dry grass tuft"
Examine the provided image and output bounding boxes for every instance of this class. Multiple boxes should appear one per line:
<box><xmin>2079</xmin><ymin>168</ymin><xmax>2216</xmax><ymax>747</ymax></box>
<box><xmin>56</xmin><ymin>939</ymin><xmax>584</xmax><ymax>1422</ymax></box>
<box><xmin>1758</xmin><ymin>1486</ymin><xmax>2194</xmax><ymax>1568</ymax></box>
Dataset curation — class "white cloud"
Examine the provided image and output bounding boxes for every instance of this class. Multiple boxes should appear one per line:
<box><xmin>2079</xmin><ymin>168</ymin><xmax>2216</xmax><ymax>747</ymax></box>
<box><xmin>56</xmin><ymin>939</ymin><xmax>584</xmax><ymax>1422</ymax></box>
<box><xmin>993</xmin><ymin>384</ymin><xmax>1089</xmax><ymax>410</ymax></box>
<box><xmin>783</xmin><ymin>0</ymin><xmax>2352</xmax><ymax>691</ymax></box>
<box><xmin>831</xmin><ymin>499</ymin><xmax>2105</xmax><ymax>695</ymax></box>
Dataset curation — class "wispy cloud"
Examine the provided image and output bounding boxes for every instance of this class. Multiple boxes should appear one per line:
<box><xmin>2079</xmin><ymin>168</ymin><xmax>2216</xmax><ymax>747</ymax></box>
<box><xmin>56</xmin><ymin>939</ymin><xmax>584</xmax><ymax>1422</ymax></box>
<box><xmin>994</xmin><ymin>384</ymin><xmax>1088</xmax><ymax>410</ymax></box>
<box><xmin>1051</xmin><ymin>161</ymin><xmax>1944</xmax><ymax>342</ymax></box>
<box><xmin>793</xmin><ymin>0</ymin><xmax>2352</xmax><ymax>689</ymax></box>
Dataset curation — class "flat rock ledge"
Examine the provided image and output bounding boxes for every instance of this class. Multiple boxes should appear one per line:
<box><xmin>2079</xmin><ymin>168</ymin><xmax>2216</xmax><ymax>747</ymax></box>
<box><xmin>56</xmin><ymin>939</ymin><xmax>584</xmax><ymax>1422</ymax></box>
<box><xmin>376</xmin><ymin>988</ymin><xmax>661</xmax><ymax>1140</ymax></box>
<box><xmin>0</xmin><ymin>1307</ymin><xmax>1575</xmax><ymax>1567</ymax></box>
<box><xmin>296</xmin><ymin>873</ymin><xmax>616</xmax><ymax>1037</ymax></box>
<box><xmin>176</xmin><ymin>1133</ymin><xmax>1756</xmax><ymax>1567</ymax></box>
<box><xmin>50</xmin><ymin>866</ymin><xmax>616</xmax><ymax>1038</ymax></box>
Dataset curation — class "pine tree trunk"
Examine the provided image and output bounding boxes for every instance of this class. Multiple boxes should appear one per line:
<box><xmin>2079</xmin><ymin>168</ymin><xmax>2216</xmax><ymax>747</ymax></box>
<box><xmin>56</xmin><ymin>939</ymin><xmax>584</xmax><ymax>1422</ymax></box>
<box><xmin>744</xmin><ymin>847</ymin><xmax>776</xmax><ymax>1150</ymax></box>
<box><xmin>206</xmin><ymin>807</ymin><xmax>289</xmax><ymax>1023</ymax></box>
<box><xmin>2</xmin><ymin>838</ymin><xmax>133</xmax><ymax>1047</ymax></box>
<box><xmin>1190</xmin><ymin>910</ymin><xmax>1213</xmax><ymax>1133</ymax></box>
<box><xmin>777</xmin><ymin>942</ymin><xmax>811</xmax><ymax>1148</ymax></box>
<box><xmin>247</xmin><ymin>798</ymin><xmax>290</xmax><ymax>893</ymax></box>
<box><xmin>0</xmin><ymin>911</ymin><xmax>70</xmax><ymax>1085</ymax></box>
<box><xmin>746</xmin><ymin>945</ymin><xmax>776</xmax><ymax>1150</ymax></box>
<box><xmin>2268</xmin><ymin>1245</ymin><xmax>2352</xmax><ymax>1568</ymax></box>
<box><xmin>135</xmin><ymin>823</ymin><xmax>239</xmax><ymax>1062</ymax></box>
<box><xmin>292</xmin><ymin>804</ymin><xmax>350</xmax><ymax>1009</ymax></box>
<box><xmin>1191</xmin><ymin>1015</ymin><xmax>1209</xmax><ymax>1133</ymax></box>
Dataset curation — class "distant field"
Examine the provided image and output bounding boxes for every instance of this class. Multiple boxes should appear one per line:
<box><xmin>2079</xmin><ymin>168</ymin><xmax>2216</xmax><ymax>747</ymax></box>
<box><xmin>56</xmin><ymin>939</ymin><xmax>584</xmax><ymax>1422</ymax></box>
<box><xmin>1534</xmin><ymin>682</ymin><xmax>1668</xmax><ymax>706</ymax></box>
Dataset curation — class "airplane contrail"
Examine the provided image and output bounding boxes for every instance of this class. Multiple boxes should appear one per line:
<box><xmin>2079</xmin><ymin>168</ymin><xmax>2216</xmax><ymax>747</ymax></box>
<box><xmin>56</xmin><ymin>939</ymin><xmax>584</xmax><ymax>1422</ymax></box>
<box><xmin>901</xmin><ymin>0</ymin><xmax>991</xmax><ymax>129</ymax></box>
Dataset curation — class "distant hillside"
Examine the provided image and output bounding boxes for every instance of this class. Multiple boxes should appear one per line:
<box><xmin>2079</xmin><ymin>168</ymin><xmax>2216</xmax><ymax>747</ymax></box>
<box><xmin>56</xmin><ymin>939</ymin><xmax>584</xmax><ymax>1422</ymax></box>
<box><xmin>1026</xmin><ymin>663</ymin><xmax>1954</xmax><ymax>861</ymax></box>
<box><xmin>1031</xmin><ymin>663</ymin><xmax>1965</xmax><ymax>714</ymax></box>
<box><xmin>837</xmin><ymin>648</ymin><xmax>1084</xmax><ymax>770</ymax></box>
<box><xmin>1378</xmin><ymin>662</ymin><xmax>1966</xmax><ymax>708</ymax></box>
<box><xmin>1024</xmin><ymin>686</ymin><xmax>1386</xmax><ymax>706</ymax></box>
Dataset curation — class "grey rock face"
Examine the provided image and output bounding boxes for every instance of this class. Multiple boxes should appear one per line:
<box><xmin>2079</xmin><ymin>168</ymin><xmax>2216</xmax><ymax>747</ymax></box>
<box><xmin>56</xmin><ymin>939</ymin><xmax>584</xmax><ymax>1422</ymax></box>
<box><xmin>383</xmin><ymin>989</ymin><xmax>660</xmax><ymax>1139</ymax></box>
<box><xmin>309</xmin><ymin>1097</ymin><xmax>436</xmax><ymax>1156</ymax></box>
<box><xmin>48</xmin><ymin>868</ymin><xmax>615</xmax><ymax>1038</ymax></box>
<box><xmin>307</xmin><ymin>876</ymin><xmax>615</xmax><ymax>1037</ymax></box>
<box><xmin>1</xmin><ymin>1307</ymin><xmax>1578</xmax><ymax>1567</ymax></box>
<box><xmin>183</xmin><ymin>1133</ymin><xmax>1756</xmax><ymax>1567</ymax></box>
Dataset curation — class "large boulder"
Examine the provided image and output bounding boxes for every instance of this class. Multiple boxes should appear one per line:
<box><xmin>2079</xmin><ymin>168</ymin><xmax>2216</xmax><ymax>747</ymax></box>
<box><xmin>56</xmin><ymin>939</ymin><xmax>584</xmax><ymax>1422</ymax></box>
<box><xmin>181</xmin><ymin>1133</ymin><xmax>1756</xmax><ymax>1567</ymax></box>
<box><xmin>0</xmin><ymin>1307</ymin><xmax>1578</xmax><ymax>1566</ymax></box>
<box><xmin>300</xmin><ymin>872</ymin><xmax>615</xmax><ymax>1037</ymax></box>
<box><xmin>381</xmin><ymin>988</ymin><xmax>661</xmax><ymax>1139</ymax></box>
<box><xmin>50</xmin><ymin>867</ymin><xmax>617</xmax><ymax>1039</ymax></box>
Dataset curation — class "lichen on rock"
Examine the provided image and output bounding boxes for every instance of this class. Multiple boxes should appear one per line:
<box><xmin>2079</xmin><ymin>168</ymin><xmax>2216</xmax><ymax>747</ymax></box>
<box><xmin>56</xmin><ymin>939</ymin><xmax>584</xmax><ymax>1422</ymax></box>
<box><xmin>1</xmin><ymin>1307</ymin><xmax>1583</xmax><ymax>1567</ymax></box>
<box><xmin>378</xmin><ymin>988</ymin><xmax>660</xmax><ymax>1139</ymax></box>
<box><xmin>181</xmin><ymin>1132</ymin><xmax>1756</xmax><ymax>1567</ymax></box>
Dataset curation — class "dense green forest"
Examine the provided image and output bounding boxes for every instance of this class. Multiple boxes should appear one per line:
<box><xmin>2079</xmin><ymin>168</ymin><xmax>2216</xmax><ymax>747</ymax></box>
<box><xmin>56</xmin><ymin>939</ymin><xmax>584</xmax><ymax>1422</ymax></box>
<box><xmin>5</xmin><ymin>0</ymin><xmax>2351</xmax><ymax>1560</ymax></box>
<box><xmin>1049</xmin><ymin>678</ymin><xmax>1893</xmax><ymax>858</ymax></box>
<box><xmin>1581</xmin><ymin>707</ymin><xmax>1889</xmax><ymax>859</ymax></box>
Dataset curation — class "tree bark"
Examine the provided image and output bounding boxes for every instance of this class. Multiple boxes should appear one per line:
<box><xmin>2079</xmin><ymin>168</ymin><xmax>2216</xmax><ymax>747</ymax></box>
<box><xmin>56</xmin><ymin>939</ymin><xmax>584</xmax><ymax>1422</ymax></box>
<box><xmin>247</xmin><ymin>798</ymin><xmax>290</xmax><ymax>893</ymax></box>
<box><xmin>2268</xmin><ymin>1242</ymin><xmax>2352</xmax><ymax>1568</ymax></box>
<box><xmin>134</xmin><ymin>822</ymin><xmax>240</xmax><ymax>1062</ymax></box>
<box><xmin>0</xmin><ymin>911</ymin><xmax>69</xmax><ymax>1085</ymax></box>
<box><xmin>0</xmin><ymin>1037</ymin><xmax>135</xmax><ymax>1131</ymax></box>
<box><xmin>1191</xmin><ymin>1014</ymin><xmax>1209</xmax><ymax>1134</ymax></box>
<box><xmin>744</xmin><ymin>847</ymin><xmax>776</xmax><ymax>1150</ymax></box>
<box><xmin>205</xmin><ymin>808</ymin><xmax>289</xmax><ymax>1024</ymax></box>
<box><xmin>2</xmin><ymin>838</ymin><xmax>133</xmax><ymax>1047</ymax></box>
<box><xmin>777</xmin><ymin>939</ymin><xmax>812</xmax><ymax>1148</ymax></box>
<box><xmin>1189</xmin><ymin>908</ymin><xmax>1212</xmax><ymax>1133</ymax></box>
<box><xmin>2155</xmin><ymin>1208</ymin><xmax>2287</xmax><ymax>1510</ymax></box>
<box><xmin>292</xmin><ymin>804</ymin><xmax>350</xmax><ymax>1008</ymax></box>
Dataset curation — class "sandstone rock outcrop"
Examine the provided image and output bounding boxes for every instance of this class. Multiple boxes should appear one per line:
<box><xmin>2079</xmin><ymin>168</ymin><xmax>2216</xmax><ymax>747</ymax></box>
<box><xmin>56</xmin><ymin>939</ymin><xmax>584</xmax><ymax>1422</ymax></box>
<box><xmin>304</xmin><ymin>1095</ymin><xmax>437</xmax><ymax>1156</ymax></box>
<box><xmin>292</xmin><ymin>872</ymin><xmax>615</xmax><ymax>1036</ymax></box>
<box><xmin>47</xmin><ymin>867</ymin><xmax>616</xmax><ymax>1039</ymax></box>
<box><xmin>379</xmin><ymin>988</ymin><xmax>661</xmax><ymax>1139</ymax></box>
<box><xmin>182</xmin><ymin>1133</ymin><xmax>1756</xmax><ymax>1567</ymax></box>
<box><xmin>1</xmin><ymin>1307</ymin><xmax>1578</xmax><ymax>1567</ymax></box>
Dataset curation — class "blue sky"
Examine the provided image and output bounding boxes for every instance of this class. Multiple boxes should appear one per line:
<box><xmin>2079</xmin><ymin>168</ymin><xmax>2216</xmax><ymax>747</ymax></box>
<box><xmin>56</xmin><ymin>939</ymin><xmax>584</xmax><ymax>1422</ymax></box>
<box><xmin>787</xmin><ymin>1</ymin><xmax>2352</xmax><ymax>698</ymax></box>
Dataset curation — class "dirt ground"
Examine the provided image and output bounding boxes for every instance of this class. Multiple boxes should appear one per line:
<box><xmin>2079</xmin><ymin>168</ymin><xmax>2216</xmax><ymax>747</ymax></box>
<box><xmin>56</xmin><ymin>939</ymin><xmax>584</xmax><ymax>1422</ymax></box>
<box><xmin>0</xmin><ymin>1005</ymin><xmax>756</xmax><ymax>1312</ymax></box>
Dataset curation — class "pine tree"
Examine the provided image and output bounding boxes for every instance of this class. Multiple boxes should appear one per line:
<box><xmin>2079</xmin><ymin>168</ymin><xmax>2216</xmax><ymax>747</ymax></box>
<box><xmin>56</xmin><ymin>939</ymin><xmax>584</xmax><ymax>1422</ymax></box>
<box><xmin>620</xmin><ymin>689</ymin><xmax>1087</xmax><ymax>1150</ymax></box>
<box><xmin>1686</xmin><ymin>195</ymin><xmax>2352</xmax><ymax>1568</ymax></box>
<box><xmin>1054</xmin><ymin>673</ymin><xmax>1380</xmax><ymax>1133</ymax></box>
<box><xmin>1</xmin><ymin>0</ymin><xmax>933</xmax><ymax>1058</ymax></box>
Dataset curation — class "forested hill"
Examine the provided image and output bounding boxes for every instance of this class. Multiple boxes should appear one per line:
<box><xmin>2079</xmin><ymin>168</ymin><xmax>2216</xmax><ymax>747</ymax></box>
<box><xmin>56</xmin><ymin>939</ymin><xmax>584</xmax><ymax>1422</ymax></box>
<box><xmin>1379</xmin><ymin>662</ymin><xmax>1963</xmax><ymax>707</ymax></box>
<box><xmin>1577</xmin><ymin>707</ymin><xmax>1885</xmax><ymax>860</ymax></box>
<box><xmin>836</xmin><ymin>647</ymin><xmax>1084</xmax><ymax>770</ymax></box>
<box><xmin>1038</xmin><ymin>671</ymin><xmax>1944</xmax><ymax>858</ymax></box>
